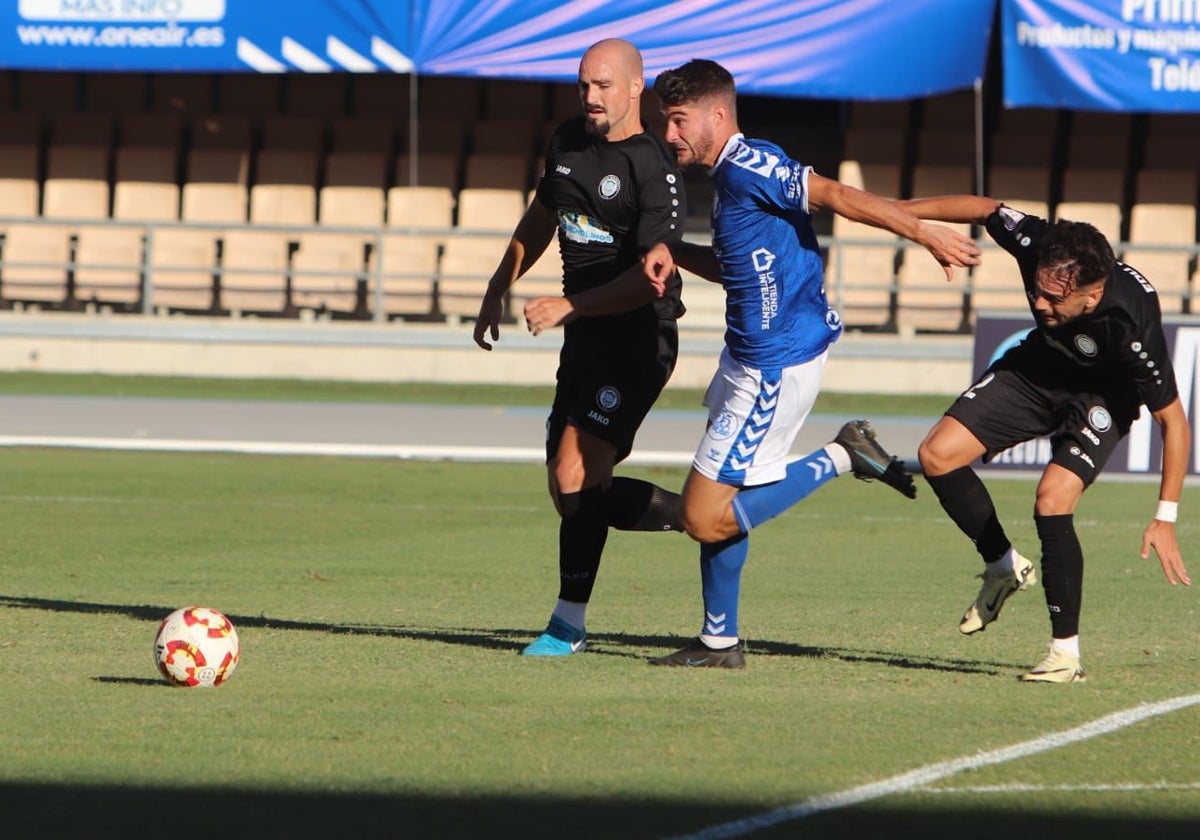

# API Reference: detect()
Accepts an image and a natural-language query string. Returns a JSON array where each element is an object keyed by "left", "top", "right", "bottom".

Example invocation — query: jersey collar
[{"left": 710, "top": 132, "right": 744, "bottom": 175}]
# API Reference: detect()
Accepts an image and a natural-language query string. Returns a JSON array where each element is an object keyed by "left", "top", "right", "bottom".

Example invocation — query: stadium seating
[
  {"left": 394, "top": 152, "right": 458, "bottom": 190},
  {"left": 437, "top": 235, "right": 508, "bottom": 320},
  {"left": 150, "top": 73, "right": 214, "bottom": 115},
  {"left": 147, "top": 229, "right": 218, "bottom": 312},
  {"left": 190, "top": 113, "right": 252, "bottom": 150},
  {"left": 463, "top": 153, "right": 530, "bottom": 191},
  {"left": 1122, "top": 168, "right": 1199, "bottom": 313},
  {"left": 0, "top": 67, "right": 1196, "bottom": 334},
  {"left": 330, "top": 117, "right": 397, "bottom": 154},
  {"left": 218, "top": 73, "right": 284, "bottom": 117},
  {"left": 506, "top": 235, "right": 563, "bottom": 314},
  {"left": 218, "top": 229, "right": 290, "bottom": 314},
  {"left": 373, "top": 233, "right": 440, "bottom": 318},
  {"left": 387, "top": 185, "right": 455, "bottom": 231},
  {"left": 470, "top": 118, "right": 537, "bottom": 156},
  {"left": 83, "top": 72, "right": 150, "bottom": 113},
  {"left": 74, "top": 146, "right": 180, "bottom": 307},
  {"left": 350, "top": 73, "right": 411, "bottom": 120},
  {"left": 456, "top": 188, "right": 526, "bottom": 231},
  {"left": 1056, "top": 167, "right": 1123, "bottom": 244},
  {"left": 827, "top": 158, "right": 902, "bottom": 329},
  {"left": 896, "top": 165, "right": 974, "bottom": 332},
  {"left": 291, "top": 151, "right": 387, "bottom": 315}
]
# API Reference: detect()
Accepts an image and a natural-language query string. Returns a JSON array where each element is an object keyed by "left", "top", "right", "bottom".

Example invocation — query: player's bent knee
[
  {"left": 917, "top": 438, "right": 953, "bottom": 476},
  {"left": 681, "top": 507, "right": 738, "bottom": 543}
]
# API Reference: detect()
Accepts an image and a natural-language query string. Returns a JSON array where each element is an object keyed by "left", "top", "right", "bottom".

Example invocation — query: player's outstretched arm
[
  {"left": 808, "top": 174, "right": 981, "bottom": 281},
  {"left": 897, "top": 195, "right": 1002, "bottom": 224},
  {"left": 473, "top": 200, "right": 558, "bottom": 350},
  {"left": 1141, "top": 396, "right": 1192, "bottom": 586}
]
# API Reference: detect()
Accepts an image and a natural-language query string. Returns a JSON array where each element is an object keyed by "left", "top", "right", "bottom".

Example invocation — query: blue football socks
[
  {"left": 699, "top": 533, "right": 750, "bottom": 646},
  {"left": 731, "top": 446, "right": 842, "bottom": 532}
]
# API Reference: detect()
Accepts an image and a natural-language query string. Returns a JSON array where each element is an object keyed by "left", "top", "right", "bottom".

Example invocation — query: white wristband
[{"left": 1155, "top": 500, "right": 1178, "bottom": 523}]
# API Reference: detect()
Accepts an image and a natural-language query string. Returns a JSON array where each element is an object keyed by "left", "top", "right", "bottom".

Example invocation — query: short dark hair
[
  {"left": 653, "top": 59, "right": 735, "bottom": 107},
  {"left": 1037, "top": 219, "right": 1115, "bottom": 288}
]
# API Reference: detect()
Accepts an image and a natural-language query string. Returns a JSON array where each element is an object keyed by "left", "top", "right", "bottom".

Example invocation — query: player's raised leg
[{"left": 920, "top": 412, "right": 1036, "bottom": 635}]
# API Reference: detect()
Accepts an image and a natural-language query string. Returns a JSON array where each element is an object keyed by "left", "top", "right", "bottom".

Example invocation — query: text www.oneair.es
[{"left": 16, "top": 22, "right": 224, "bottom": 47}]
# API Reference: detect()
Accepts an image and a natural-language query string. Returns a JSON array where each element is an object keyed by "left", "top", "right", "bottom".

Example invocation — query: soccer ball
[{"left": 154, "top": 606, "right": 240, "bottom": 688}]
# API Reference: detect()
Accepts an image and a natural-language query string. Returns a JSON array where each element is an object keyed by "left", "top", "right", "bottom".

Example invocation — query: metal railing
[{"left": 2, "top": 216, "right": 1198, "bottom": 333}]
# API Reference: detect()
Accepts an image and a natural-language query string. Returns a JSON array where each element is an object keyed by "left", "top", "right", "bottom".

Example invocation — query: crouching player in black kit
[
  {"left": 473, "top": 39, "right": 687, "bottom": 656},
  {"left": 904, "top": 195, "right": 1191, "bottom": 683}
]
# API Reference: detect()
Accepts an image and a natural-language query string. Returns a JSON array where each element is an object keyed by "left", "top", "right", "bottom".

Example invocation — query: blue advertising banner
[
  {"left": 0, "top": 0, "right": 413, "bottom": 72},
  {"left": 1002, "top": 0, "right": 1200, "bottom": 111},
  {"left": 411, "top": 0, "right": 995, "bottom": 99},
  {"left": 0, "top": 0, "right": 993, "bottom": 101},
  {"left": 973, "top": 313, "right": 1200, "bottom": 477}
]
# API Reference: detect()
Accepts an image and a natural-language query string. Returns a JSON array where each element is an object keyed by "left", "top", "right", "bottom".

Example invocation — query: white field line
[
  {"left": 920, "top": 782, "right": 1200, "bottom": 794},
  {"left": 0, "top": 435, "right": 693, "bottom": 465},
  {"left": 669, "top": 693, "right": 1200, "bottom": 840}
]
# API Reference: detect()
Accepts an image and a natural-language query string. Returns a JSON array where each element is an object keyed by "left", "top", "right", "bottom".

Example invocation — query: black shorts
[
  {"left": 947, "top": 358, "right": 1140, "bottom": 486},
  {"left": 546, "top": 311, "right": 679, "bottom": 464}
]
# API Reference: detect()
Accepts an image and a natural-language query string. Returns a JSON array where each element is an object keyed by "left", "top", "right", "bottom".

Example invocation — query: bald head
[
  {"left": 583, "top": 38, "right": 643, "bottom": 78},
  {"left": 578, "top": 38, "right": 645, "bottom": 141}
]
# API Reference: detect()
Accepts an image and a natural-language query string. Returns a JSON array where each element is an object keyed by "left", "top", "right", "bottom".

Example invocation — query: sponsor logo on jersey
[
  {"left": 596, "top": 386, "right": 622, "bottom": 412},
  {"left": 559, "top": 211, "right": 614, "bottom": 245},
  {"left": 751, "top": 248, "right": 775, "bottom": 273},
  {"left": 1074, "top": 334, "right": 1098, "bottom": 357},
  {"left": 586, "top": 410, "right": 610, "bottom": 426},
  {"left": 825, "top": 309, "right": 842, "bottom": 331},
  {"left": 555, "top": 164, "right": 571, "bottom": 175},
  {"left": 1088, "top": 406, "right": 1112, "bottom": 432},
  {"left": 598, "top": 174, "right": 621, "bottom": 199},
  {"left": 1081, "top": 426, "right": 1101, "bottom": 445},
  {"left": 728, "top": 141, "right": 779, "bottom": 176},
  {"left": 753, "top": 248, "right": 778, "bottom": 331}
]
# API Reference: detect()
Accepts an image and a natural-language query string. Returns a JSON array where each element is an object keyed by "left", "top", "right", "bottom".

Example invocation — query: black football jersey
[
  {"left": 536, "top": 116, "right": 685, "bottom": 318},
  {"left": 986, "top": 206, "right": 1178, "bottom": 412}
]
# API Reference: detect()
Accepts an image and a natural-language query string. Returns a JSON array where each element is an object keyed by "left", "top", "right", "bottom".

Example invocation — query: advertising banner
[
  {"left": 0, "top": 0, "right": 413, "bottom": 72},
  {"left": 973, "top": 313, "right": 1200, "bottom": 476},
  {"left": 412, "top": 0, "right": 995, "bottom": 99},
  {"left": 0, "top": 0, "right": 992, "bottom": 101},
  {"left": 1002, "top": 0, "right": 1200, "bottom": 111}
]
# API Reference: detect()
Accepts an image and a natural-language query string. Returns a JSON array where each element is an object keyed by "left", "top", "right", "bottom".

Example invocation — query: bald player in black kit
[{"left": 473, "top": 38, "right": 687, "bottom": 657}]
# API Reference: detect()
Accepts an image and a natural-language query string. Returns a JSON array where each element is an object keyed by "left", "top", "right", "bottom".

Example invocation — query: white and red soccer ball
[{"left": 154, "top": 606, "right": 240, "bottom": 688}]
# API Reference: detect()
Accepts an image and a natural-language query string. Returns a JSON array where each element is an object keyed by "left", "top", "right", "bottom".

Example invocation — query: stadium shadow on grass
[
  {"left": 1, "top": 594, "right": 1009, "bottom": 675},
  {"left": 2, "top": 782, "right": 1198, "bottom": 840}
]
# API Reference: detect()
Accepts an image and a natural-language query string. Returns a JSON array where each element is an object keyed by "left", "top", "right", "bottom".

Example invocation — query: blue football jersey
[{"left": 710, "top": 134, "right": 842, "bottom": 368}]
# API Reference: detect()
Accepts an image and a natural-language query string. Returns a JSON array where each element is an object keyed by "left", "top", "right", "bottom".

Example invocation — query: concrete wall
[{"left": 0, "top": 313, "right": 973, "bottom": 395}]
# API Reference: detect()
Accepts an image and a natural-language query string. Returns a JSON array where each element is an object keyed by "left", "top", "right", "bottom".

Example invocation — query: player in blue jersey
[{"left": 640, "top": 59, "right": 982, "bottom": 667}]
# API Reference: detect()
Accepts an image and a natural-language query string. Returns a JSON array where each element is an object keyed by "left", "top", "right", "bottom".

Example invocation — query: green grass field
[{"left": 1, "top": 447, "right": 1196, "bottom": 839}]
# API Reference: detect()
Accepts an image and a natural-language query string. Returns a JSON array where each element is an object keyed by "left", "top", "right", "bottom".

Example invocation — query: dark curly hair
[
  {"left": 653, "top": 59, "right": 736, "bottom": 107},
  {"left": 1037, "top": 220, "right": 1115, "bottom": 288}
]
